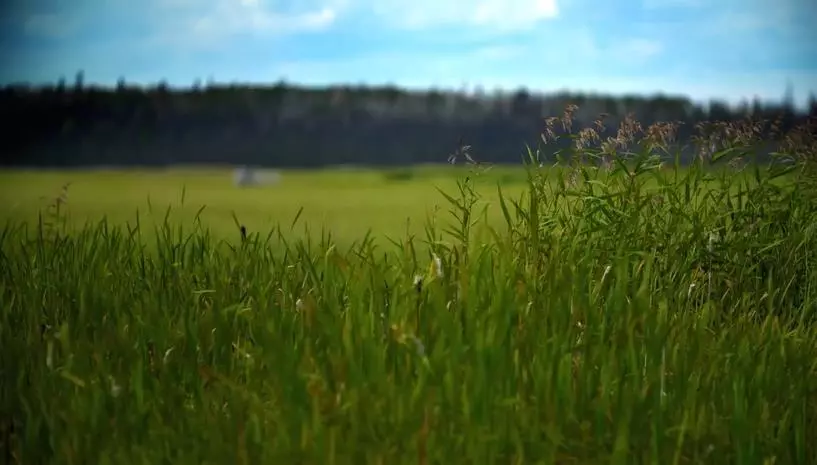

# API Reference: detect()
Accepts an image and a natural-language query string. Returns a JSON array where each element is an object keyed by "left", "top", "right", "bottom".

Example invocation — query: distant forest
[{"left": 2, "top": 72, "right": 815, "bottom": 168}]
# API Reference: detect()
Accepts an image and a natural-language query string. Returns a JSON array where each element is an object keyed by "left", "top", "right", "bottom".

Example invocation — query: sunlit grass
[{"left": 0, "top": 165, "right": 530, "bottom": 246}]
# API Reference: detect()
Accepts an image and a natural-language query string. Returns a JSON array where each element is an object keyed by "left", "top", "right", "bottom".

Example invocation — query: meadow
[
  {"left": 0, "top": 165, "right": 530, "bottom": 246},
  {"left": 2, "top": 116, "right": 817, "bottom": 464}
]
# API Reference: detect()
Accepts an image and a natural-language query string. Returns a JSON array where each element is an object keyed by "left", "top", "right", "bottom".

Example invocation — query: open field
[
  {"left": 0, "top": 163, "right": 777, "bottom": 246},
  {"left": 2, "top": 150, "right": 817, "bottom": 464},
  {"left": 0, "top": 165, "right": 531, "bottom": 246}
]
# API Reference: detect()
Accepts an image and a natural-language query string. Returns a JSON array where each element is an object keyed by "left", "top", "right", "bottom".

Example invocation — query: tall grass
[{"left": 2, "top": 112, "right": 816, "bottom": 464}]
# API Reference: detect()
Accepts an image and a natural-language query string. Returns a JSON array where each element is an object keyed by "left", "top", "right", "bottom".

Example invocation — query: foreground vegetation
[{"left": 2, "top": 113, "right": 817, "bottom": 464}]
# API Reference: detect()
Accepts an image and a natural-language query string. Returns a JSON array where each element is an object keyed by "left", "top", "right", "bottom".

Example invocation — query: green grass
[
  {"left": 2, "top": 150, "right": 817, "bottom": 464},
  {"left": 0, "top": 165, "right": 529, "bottom": 246}
]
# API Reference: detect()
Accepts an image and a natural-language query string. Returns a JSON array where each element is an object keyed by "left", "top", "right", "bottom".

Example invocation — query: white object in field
[{"left": 234, "top": 166, "right": 282, "bottom": 187}]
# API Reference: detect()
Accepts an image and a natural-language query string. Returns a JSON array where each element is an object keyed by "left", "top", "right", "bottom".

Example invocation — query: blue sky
[{"left": 1, "top": 0, "right": 816, "bottom": 108}]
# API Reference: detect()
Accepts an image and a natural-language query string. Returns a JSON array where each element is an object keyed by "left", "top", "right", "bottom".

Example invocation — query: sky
[{"left": 1, "top": 0, "right": 816, "bottom": 109}]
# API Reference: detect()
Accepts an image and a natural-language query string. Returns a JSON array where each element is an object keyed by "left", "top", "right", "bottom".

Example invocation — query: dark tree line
[{"left": 2, "top": 73, "right": 815, "bottom": 168}]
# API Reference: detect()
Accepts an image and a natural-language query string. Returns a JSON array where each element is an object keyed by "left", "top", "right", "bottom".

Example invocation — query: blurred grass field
[{"left": 0, "top": 165, "right": 530, "bottom": 245}]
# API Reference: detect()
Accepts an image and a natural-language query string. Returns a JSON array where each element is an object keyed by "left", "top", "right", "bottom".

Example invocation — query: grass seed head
[
  {"left": 561, "top": 104, "right": 579, "bottom": 133},
  {"left": 542, "top": 116, "right": 560, "bottom": 144},
  {"left": 614, "top": 113, "right": 643, "bottom": 151},
  {"left": 593, "top": 113, "right": 609, "bottom": 132},
  {"left": 575, "top": 127, "right": 600, "bottom": 151},
  {"left": 642, "top": 121, "right": 681, "bottom": 153}
]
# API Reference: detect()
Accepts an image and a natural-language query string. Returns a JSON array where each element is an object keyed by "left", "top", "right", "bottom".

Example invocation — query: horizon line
[{"left": 3, "top": 74, "right": 812, "bottom": 112}]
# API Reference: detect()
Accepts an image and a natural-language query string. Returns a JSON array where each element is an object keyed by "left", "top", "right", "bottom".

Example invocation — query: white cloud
[
  {"left": 190, "top": 5, "right": 335, "bottom": 37},
  {"left": 154, "top": 0, "right": 339, "bottom": 44},
  {"left": 369, "top": 0, "right": 558, "bottom": 30}
]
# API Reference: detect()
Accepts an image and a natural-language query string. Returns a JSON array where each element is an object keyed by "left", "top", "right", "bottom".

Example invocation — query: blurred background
[{"left": 0, "top": 0, "right": 815, "bottom": 240}]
